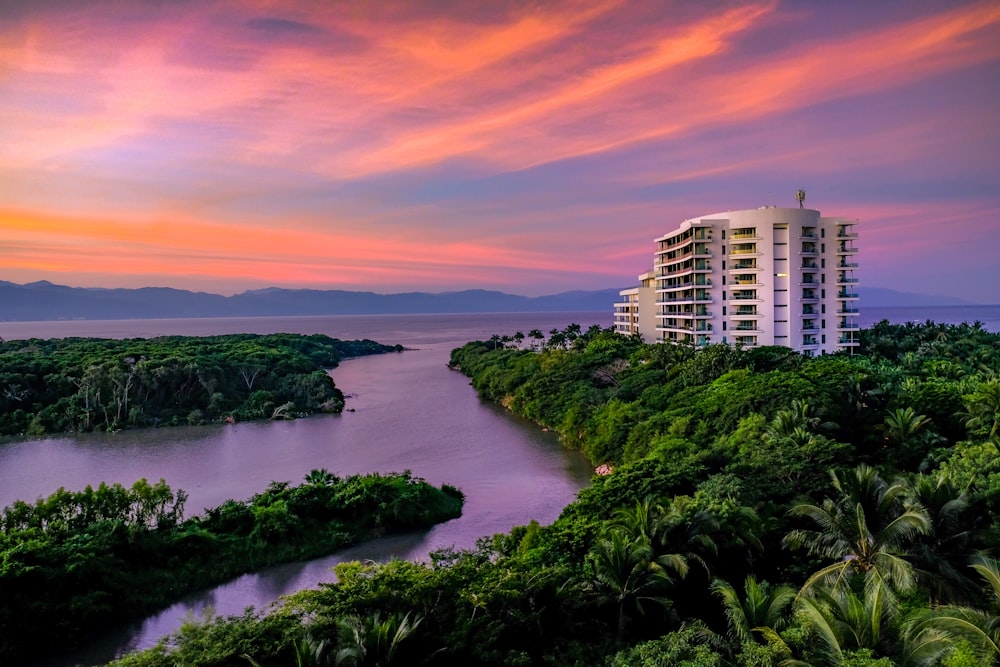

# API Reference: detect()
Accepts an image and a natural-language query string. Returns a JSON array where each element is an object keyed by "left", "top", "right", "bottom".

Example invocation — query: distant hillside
[
  {"left": 0, "top": 281, "right": 622, "bottom": 321},
  {"left": 0, "top": 280, "right": 979, "bottom": 322}
]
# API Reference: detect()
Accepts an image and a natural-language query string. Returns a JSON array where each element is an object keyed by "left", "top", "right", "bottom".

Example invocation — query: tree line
[
  {"left": 0, "top": 333, "right": 403, "bottom": 435},
  {"left": 0, "top": 471, "right": 463, "bottom": 663},
  {"left": 53, "top": 320, "right": 1000, "bottom": 665}
]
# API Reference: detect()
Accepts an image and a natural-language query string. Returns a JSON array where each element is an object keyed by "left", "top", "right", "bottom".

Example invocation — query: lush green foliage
[
  {"left": 0, "top": 333, "right": 403, "bottom": 435},
  {"left": 0, "top": 471, "right": 463, "bottom": 663},
  {"left": 101, "top": 320, "right": 1000, "bottom": 666}
]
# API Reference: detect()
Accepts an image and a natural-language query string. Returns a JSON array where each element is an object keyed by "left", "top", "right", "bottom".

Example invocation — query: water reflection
[{"left": 6, "top": 314, "right": 601, "bottom": 666}]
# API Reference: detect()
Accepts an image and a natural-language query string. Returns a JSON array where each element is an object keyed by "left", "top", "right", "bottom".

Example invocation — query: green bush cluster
[
  {"left": 0, "top": 471, "right": 463, "bottom": 663},
  {"left": 0, "top": 333, "right": 403, "bottom": 435}
]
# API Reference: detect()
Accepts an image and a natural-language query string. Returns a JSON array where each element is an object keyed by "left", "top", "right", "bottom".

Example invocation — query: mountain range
[{"left": 0, "top": 281, "right": 979, "bottom": 322}]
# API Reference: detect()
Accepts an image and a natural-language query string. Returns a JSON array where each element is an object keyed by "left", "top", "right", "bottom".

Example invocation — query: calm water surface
[
  {"left": 1, "top": 306, "right": 996, "bottom": 664},
  {"left": 0, "top": 313, "right": 605, "bottom": 666}
]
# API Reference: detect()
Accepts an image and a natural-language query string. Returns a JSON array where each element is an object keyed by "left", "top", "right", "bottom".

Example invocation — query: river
[
  {"left": 0, "top": 312, "right": 605, "bottom": 666},
  {"left": 2, "top": 305, "right": 997, "bottom": 665}
]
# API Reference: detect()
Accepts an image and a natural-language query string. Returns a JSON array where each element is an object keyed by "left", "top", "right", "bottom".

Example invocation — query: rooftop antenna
[{"left": 795, "top": 189, "right": 806, "bottom": 209}]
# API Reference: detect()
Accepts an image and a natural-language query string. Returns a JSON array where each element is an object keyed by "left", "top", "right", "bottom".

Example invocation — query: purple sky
[{"left": 1, "top": 0, "right": 998, "bottom": 301}]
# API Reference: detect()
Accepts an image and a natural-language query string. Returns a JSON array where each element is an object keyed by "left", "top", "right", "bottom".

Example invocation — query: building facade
[
  {"left": 617, "top": 206, "right": 859, "bottom": 355},
  {"left": 613, "top": 271, "right": 657, "bottom": 341}
]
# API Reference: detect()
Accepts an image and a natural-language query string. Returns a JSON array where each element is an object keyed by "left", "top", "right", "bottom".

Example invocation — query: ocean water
[{"left": 859, "top": 304, "right": 1000, "bottom": 333}]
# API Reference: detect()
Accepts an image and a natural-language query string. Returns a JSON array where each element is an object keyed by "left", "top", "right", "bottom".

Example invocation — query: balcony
[
  {"left": 802, "top": 261, "right": 818, "bottom": 269},
  {"left": 837, "top": 230, "right": 859, "bottom": 239},
  {"left": 802, "top": 307, "right": 817, "bottom": 315},
  {"left": 659, "top": 295, "right": 712, "bottom": 304},
  {"left": 663, "top": 277, "right": 713, "bottom": 290},
  {"left": 838, "top": 336, "right": 860, "bottom": 346},
  {"left": 837, "top": 290, "right": 860, "bottom": 299},
  {"left": 801, "top": 244, "right": 819, "bottom": 255},
  {"left": 802, "top": 292, "right": 819, "bottom": 302},
  {"left": 656, "top": 262, "right": 694, "bottom": 278},
  {"left": 838, "top": 320, "right": 860, "bottom": 330},
  {"left": 838, "top": 306, "right": 860, "bottom": 314},
  {"left": 837, "top": 261, "right": 859, "bottom": 268},
  {"left": 836, "top": 244, "right": 859, "bottom": 255},
  {"left": 799, "top": 278, "right": 819, "bottom": 286},
  {"left": 729, "top": 263, "right": 760, "bottom": 272},
  {"left": 837, "top": 277, "right": 860, "bottom": 285},
  {"left": 730, "top": 233, "right": 761, "bottom": 241}
]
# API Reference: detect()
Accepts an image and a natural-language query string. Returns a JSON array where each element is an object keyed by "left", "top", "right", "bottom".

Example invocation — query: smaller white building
[{"left": 613, "top": 271, "right": 657, "bottom": 341}]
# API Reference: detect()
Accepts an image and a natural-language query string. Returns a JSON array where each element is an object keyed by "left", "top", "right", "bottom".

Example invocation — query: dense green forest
[
  {"left": 0, "top": 471, "right": 463, "bottom": 663},
  {"left": 0, "top": 333, "right": 403, "bottom": 435},
  {"left": 67, "top": 321, "right": 1000, "bottom": 665}
]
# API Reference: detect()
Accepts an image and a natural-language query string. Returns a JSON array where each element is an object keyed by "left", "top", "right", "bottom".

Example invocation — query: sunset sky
[{"left": 2, "top": 1, "right": 999, "bottom": 302}]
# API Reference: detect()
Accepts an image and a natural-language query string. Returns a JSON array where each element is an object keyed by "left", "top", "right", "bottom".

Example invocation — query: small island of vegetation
[
  {"left": 0, "top": 470, "right": 464, "bottom": 663},
  {"left": 0, "top": 333, "right": 403, "bottom": 436}
]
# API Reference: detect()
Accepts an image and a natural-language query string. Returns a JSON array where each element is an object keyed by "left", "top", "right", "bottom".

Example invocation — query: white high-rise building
[{"left": 617, "top": 205, "right": 859, "bottom": 355}]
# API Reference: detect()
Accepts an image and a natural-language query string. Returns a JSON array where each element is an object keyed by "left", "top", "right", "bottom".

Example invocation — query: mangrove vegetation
[
  {"left": 0, "top": 333, "right": 403, "bottom": 436},
  {"left": 8, "top": 319, "right": 1000, "bottom": 665},
  {"left": 0, "top": 471, "right": 463, "bottom": 663}
]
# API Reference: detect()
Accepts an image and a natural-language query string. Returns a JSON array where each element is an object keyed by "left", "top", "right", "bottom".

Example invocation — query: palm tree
[
  {"left": 963, "top": 379, "right": 1000, "bottom": 438},
  {"left": 712, "top": 575, "right": 795, "bottom": 646},
  {"left": 656, "top": 498, "right": 722, "bottom": 580},
  {"left": 904, "top": 556, "right": 1000, "bottom": 663},
  {"left": 584, "top": 526, "right": 683, "bottom": 638},
  {"left": 881, "top": 407, "right": 932, "bottom": 446},
  {"left": 783, "top": 464, "right": 932, "bottom": 600},
  {"left": 908, "top": 473, "right": 979, "bottom": 604},
  {"left": 244, "top": 632, "right": 330, "bottom": 667},
  {"left": 304, "top": 469, "right": 338, "bottom": 487},
  {"left": 880, "top": 407, "right": 940, "bottom": 470},
  {"left": 528, "top": 329, "right": 544, "bottom": 350},
  {"left": 335, "top": 611, "right": 423, "bottom": 667},
  {"left": 792, "top": 581, "right": 895, "bottom": 666}
]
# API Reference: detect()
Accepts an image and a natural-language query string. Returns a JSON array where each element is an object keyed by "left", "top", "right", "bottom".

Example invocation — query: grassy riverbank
[{"left": 0, "top": 471, "right": 463, "bottom": 663}]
